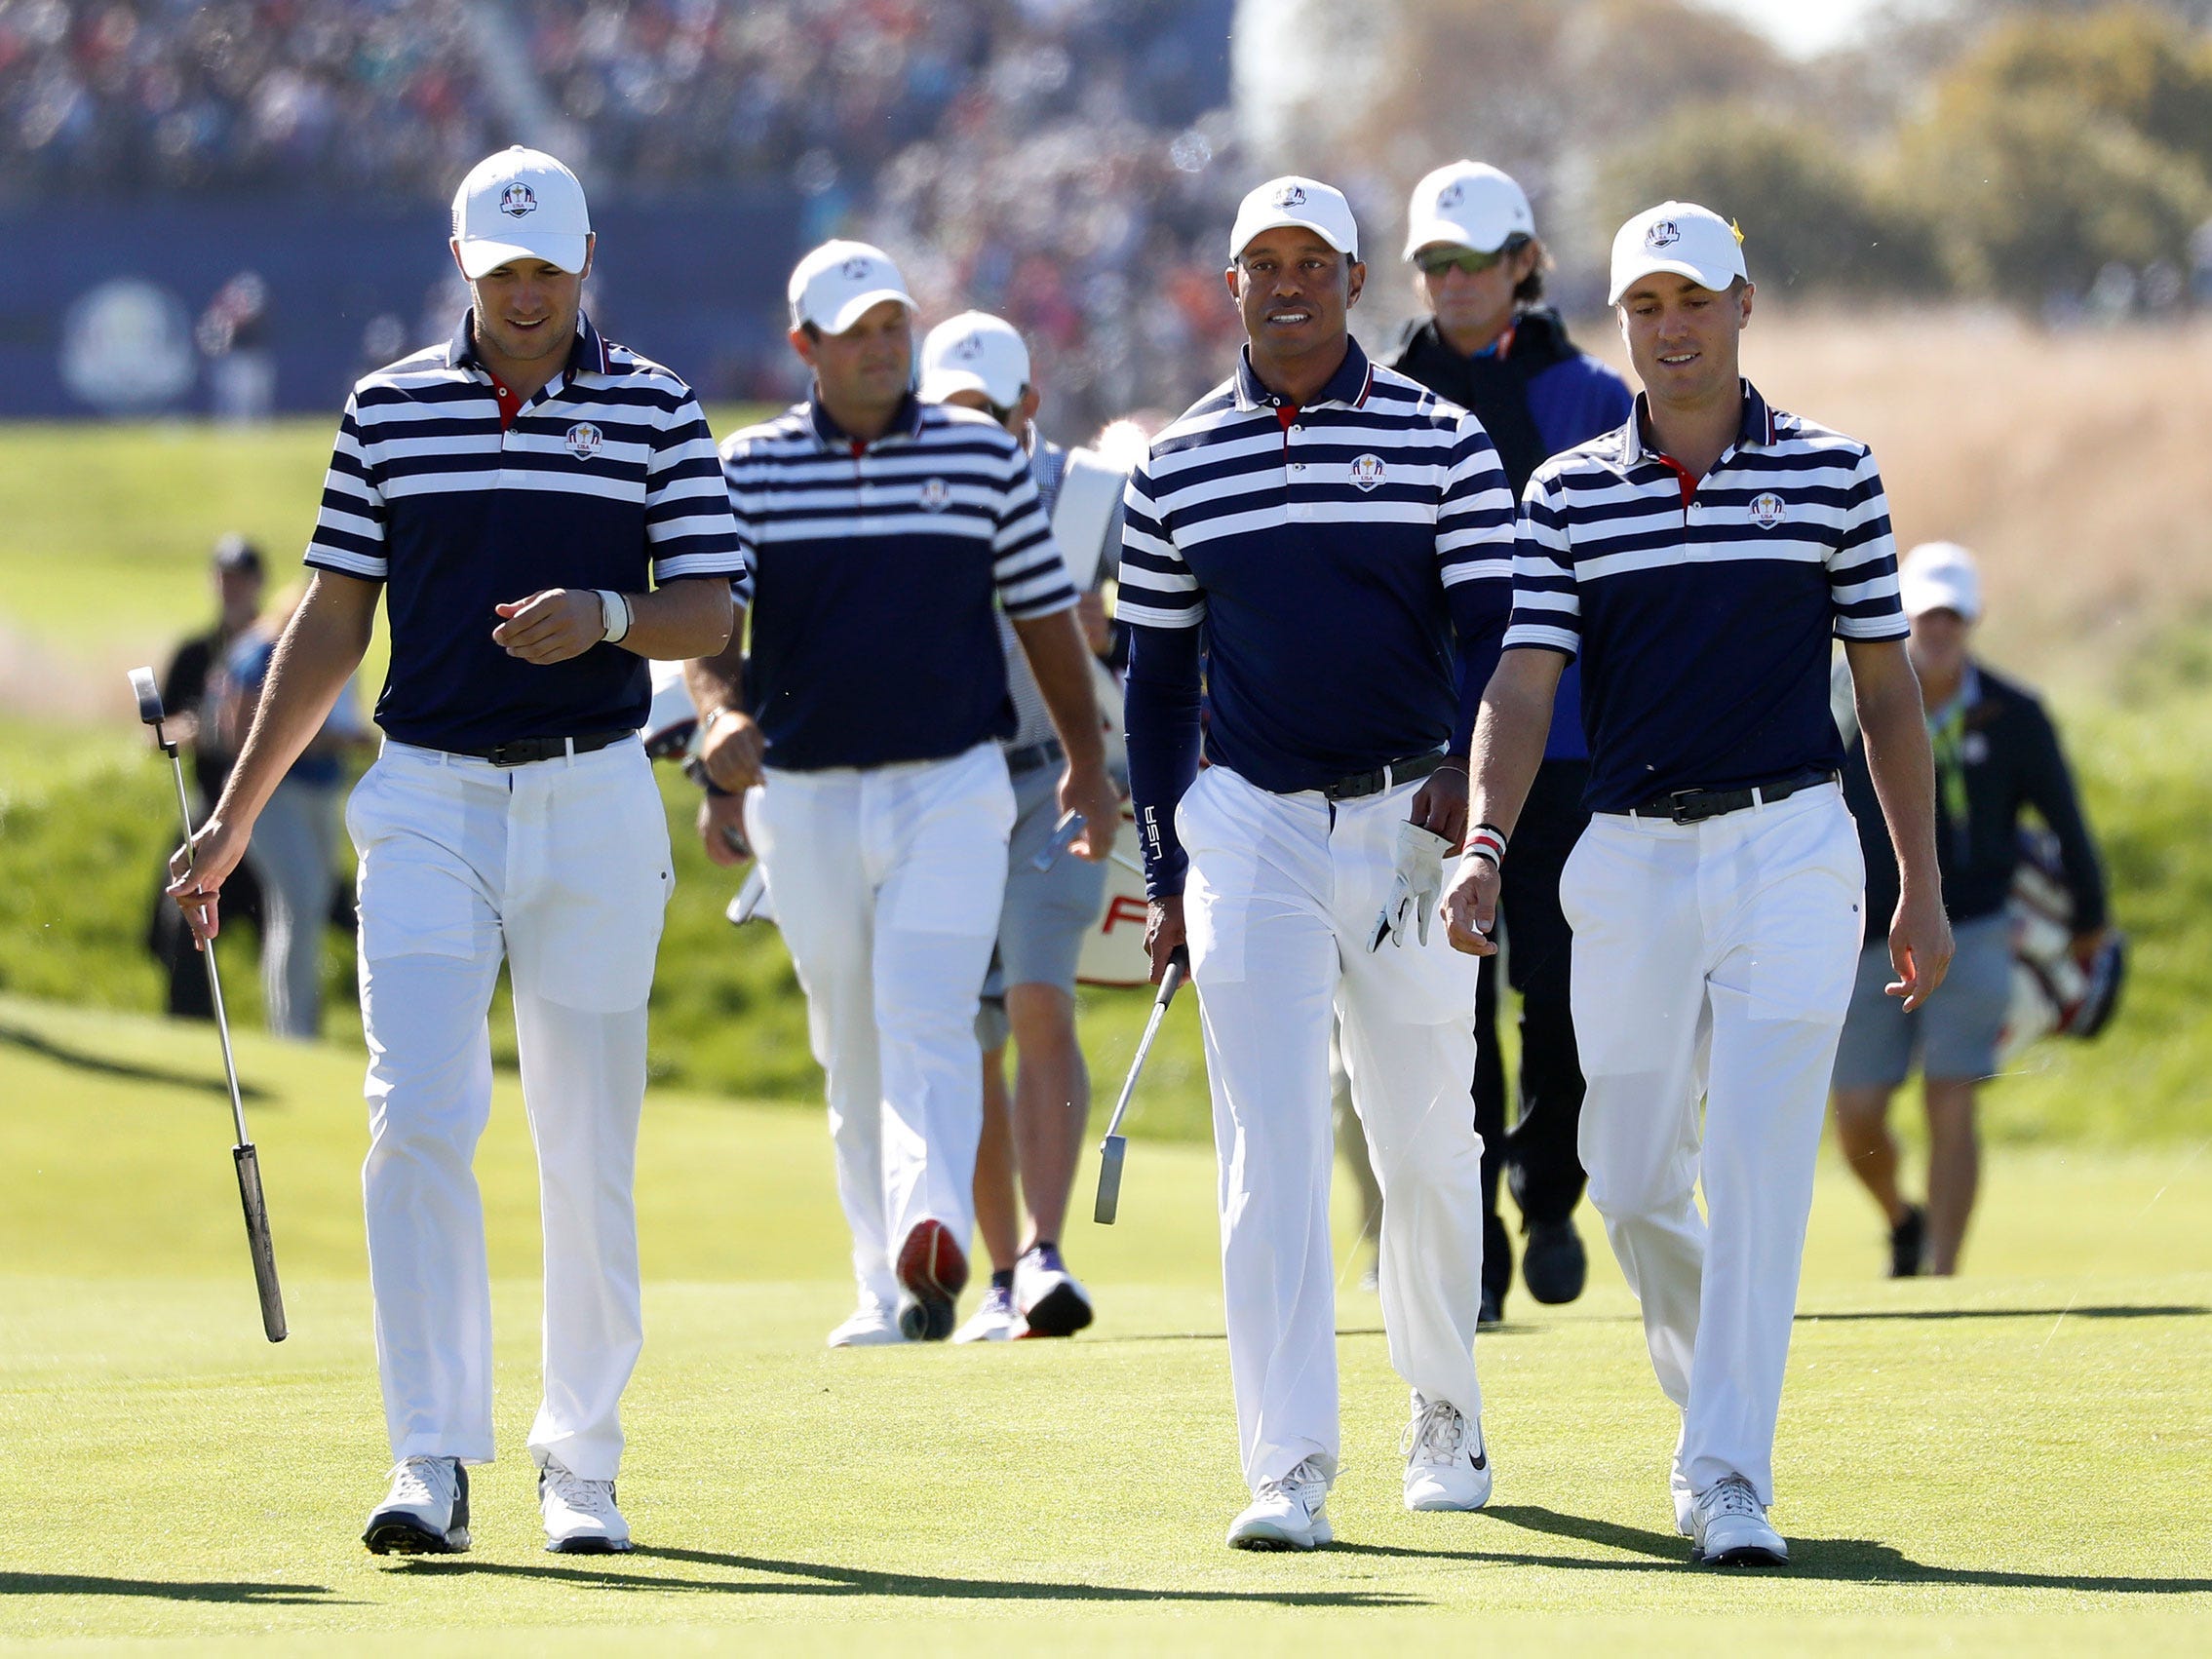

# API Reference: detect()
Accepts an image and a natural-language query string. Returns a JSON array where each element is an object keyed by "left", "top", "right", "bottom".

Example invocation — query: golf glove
[{"left": 1371, "top": 821, "right": 1453, "bottom": 951}]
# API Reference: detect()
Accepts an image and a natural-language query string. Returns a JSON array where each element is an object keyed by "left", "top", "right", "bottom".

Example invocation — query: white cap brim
[
  {"left": 810, "top": 288, "right": 913, "bottom": 335},
  {"left": 1404, "top": 215, "right": 1521, "bottom": 260},
  {"left": 1607, "top": 255, "right": 1739, "bottom": 307},
  {"left": 457, "top": 233, "right": 589, "bottom": 279},
  {"left": 918, "top": 367, "right": 997, "bottom": 405},
  {"left": 1233, "top": 212, "right": 1357, "bottom": 260}
]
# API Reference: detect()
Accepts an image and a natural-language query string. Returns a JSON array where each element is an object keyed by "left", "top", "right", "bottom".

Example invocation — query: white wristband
[{"left": 596, "top": 589, "right": 632, "bottom": 645}]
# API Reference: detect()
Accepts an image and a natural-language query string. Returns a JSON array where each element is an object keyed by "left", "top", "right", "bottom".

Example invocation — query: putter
[
  {"left": 1093, "top": 944, "right": 1188, "bottom": 1225},
  {"left": 131, "top": 667, "right": 288, "bottom": 1343}
]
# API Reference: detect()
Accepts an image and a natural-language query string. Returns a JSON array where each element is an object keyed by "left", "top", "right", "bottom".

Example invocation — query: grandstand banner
[{"left": 0, "top": 191, "right": 798, "bottom": 419}]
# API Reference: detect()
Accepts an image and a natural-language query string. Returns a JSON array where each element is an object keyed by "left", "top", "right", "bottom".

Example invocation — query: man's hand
[
  {"left": 492, "top": 589, "right": 608, "bottom": 665},
  {"left": 697, "top": 793, "right": 751, "bottom": 868},
  {"left": 1145, "top": 895, "right": 1186, "bottom": 984},
  {"left": 699, "top": 707, "right": 767, "bottom": 794},
  {"left": 1886, "top": 885, "right": 1954, "bottom": 1012},
  {"left": 1060, "top": 761, "right": 1120, "bottom": 862},
  {"left": 1409, "top": 763, "right": 1468, "bottom": 851},
  {"left": 166, "top": 816, "right": 252, "bottom": 945},
  {"left": 1440, "top": 854, "right": 1501, "bottom": 957}
]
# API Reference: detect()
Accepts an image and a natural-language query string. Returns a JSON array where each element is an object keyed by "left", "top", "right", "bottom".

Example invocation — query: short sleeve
[
  {"left": 646, "top": 391, "right": 749, "bottom": 589},
  {"left": 1501, "top": 472, "right": 1580, "bottom": 658},
  {"left": 1828, "top": 448, "right": 1907, "bottom": 641},
  {"left": 301, "top": 394, "right": 388, "bottom": 581},
  {"left": 1109, "top": 459, "right": 1203, "bottom": 629}
]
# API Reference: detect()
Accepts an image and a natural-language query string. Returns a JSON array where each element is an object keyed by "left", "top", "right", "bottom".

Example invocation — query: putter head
[
  {"left": 129, "top": 666, "right": 166, "bottom": 726},
  {"left": 1093, "top": 1133, "right": 1127, "bottom": 1225}
]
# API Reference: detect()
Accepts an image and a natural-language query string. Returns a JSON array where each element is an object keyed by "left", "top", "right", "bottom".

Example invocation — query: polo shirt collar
[
  {"left": 1232, "top": 337, "right": 1374, "bottom": 413},
  {"left": 446, "top": 310, "right": 611, "bottom": 380},
  {"left": 1619, "top": 378, "right": 1775, "bottom": 467},
  {"left": 807, "top": 389, "right": 925, "bottom": 450}
]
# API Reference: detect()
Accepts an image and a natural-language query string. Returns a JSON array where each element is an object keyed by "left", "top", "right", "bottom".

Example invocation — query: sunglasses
[{"left": 1415, "top": 245, "right": 1512, "bottom": 278}]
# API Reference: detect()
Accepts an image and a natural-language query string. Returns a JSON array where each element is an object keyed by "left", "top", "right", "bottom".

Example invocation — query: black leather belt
[
  {"left": 1627, "top": 768, "right": 1838, "bottom": 825},
  {"left": 1320, "top": 751, "right": 1447, "bottom": 802},
  {"left": 447, "top": 729, "right": 636, "bottom": 768},
  {"left": 1004, "top": 737, "right": 1065, "bottom": 777}
]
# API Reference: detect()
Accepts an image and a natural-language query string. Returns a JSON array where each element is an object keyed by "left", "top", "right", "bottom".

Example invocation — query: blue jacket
[{"left": 1389, "top": 310, "right": 1632, "bottom": 759}]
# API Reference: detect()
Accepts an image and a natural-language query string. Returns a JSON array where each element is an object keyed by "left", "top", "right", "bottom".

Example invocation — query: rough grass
[{"left": 0, "top": 994, "right": 2206, "bottom": 1651}]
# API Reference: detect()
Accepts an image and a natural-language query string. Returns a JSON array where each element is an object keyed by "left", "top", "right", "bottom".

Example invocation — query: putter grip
[
  {"left": 234, "top": 1143, "right": 288, "bottom": 1343},
  {"left": 1154, "top": 945, "right": 1189, "bottom": 1007}
]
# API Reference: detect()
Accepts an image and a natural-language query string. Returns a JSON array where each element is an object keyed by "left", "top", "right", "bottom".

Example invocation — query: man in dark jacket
[
  {"left": 1382, "top": 160, "right": 1632, "bottom": 1321},
  {"left": 1831, "top": 542, "right": 2109, "bottom": 1276}
]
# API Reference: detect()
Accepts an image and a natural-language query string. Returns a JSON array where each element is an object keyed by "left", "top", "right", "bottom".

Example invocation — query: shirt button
[{"left": 1292, "top": 463, "right": 1304, "bottom": 472}]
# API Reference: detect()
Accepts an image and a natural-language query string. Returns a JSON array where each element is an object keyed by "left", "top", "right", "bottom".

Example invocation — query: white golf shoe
[
  {"left": 362, "top": 1455, "right": 471, "bottom": 1556},
  {"left": 1226, "top": 1456, "right": 1335, "bottom": 1551},
  {"left": 1690, "top": 1473, "right": 1788, "bottom": 1567},
  {"left": 1012, "top": 1244, "right": 1094, "bottom": 1338},
  {"left": 538, "top": 1455, "right": 633, "bottom": 1555},
  {"left": 952, "top": 1283, "right": 1026, "bottom": 1343},
  {"left": 827, "top": 1302, "right": 906, "bottom": 1348},
  {"left": 1402, "top": 1392, "right": 1493, "bottom": 1512}
]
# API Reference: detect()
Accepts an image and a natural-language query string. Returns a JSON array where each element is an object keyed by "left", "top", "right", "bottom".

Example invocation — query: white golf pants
[
  {"left": 346, "top": 738, "right": 672, "bottom": 1480},
  {"left": 746, "top": 743, "right": 1014, "bottom": 1313},
  {"left": 1561, "top": 782, "right": 1863, "bottom": 1506},
  {"left": 1180, "top": 764, "right": 1487, "bottom": 1493}
]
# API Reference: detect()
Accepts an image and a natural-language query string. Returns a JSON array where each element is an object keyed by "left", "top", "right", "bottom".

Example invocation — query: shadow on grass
[
  {"left": 395, "top": 1545, "right": 1411, "bottom": 1607},
  {"left": 0, "top": 1022, "right": 272, "bottom": 1101},
  {"left": 1090, "top": 1303, "right": 2206, "bottom": 1346},
  {"left": 1797, "top": 1305, "right": 2206, "bottom": 1323},
  {"left": 1335, "top": 1505, "right": 2212, "bottom": 1594},
  {"left": 0, "top": 1572, "right": 344, "bottom": 1605}
]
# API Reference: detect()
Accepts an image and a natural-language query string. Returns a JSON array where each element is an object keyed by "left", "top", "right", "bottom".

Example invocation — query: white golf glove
[{"left": 1371, "top": 820, "right": 1453, "bottom": 951}]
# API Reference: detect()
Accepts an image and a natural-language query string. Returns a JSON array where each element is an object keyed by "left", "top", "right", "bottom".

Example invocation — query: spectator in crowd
[
  {"left": 214, "top": 582, "right": 371, "bottom": 1038},
  {"left": 1378, "top": 160, "right": 1633, "bottom": 1325},
  {"left": 1830, "top": 542, "right": 2110, "bottom": 1277},
  {"left": 912, "top": 311, "right": 1125, "bottom": 1344},
  {"left": 148, "top": 533, "right": 265, "bottom": 1019}
]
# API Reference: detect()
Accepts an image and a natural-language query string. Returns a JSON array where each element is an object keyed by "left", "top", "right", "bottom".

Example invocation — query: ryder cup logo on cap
[
  {"left": 451, "top": 146, "right": 590, "bottom": 278},
  {"left": 1229, "top": 174, "right": 1359, "bottom": 260},
  {"left": 1402, "top": 161, "right": 1535, "bottom": 260},
  {"left": 789, "top": 239, "right": 914, "bottom": 334},
  {"left": 919, "top": 311, "right": 1030, "bottom": 408},
  {"left": 1609, "top": 201, "right": 1747, "bottom": 305}
]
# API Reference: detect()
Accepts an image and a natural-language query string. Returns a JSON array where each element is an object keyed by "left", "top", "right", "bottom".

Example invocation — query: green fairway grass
[{"left": 1, "top": 994, "right": 2206, "bottom": 1652}]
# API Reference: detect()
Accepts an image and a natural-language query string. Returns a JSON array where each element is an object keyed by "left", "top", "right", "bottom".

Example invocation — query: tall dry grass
[{"left": 1575, "top": 306, "right": 2212, "bottom": 689}]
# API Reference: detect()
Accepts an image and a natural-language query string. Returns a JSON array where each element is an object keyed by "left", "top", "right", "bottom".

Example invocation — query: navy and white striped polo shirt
[
  {"left": 720, "top": 395, "right": 1077, "bottom": 771},
  {"left": 1119, "top": 339, "right": 1515, "bottom": 784},
  {"left": 1505, "top": 381, "right": 1908, "bottom": 814},
  {"left": 304, "top": 312, "right": 743, "bottom": 752}
]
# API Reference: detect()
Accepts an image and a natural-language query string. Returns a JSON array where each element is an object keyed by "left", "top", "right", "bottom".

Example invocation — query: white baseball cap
[
  {"left": 1608, "top": 201, "right": 1747, "bottom": 305},
  {"left": 1403, "top": 161, "right": 1535, "bottom": 260},
  {"left": 918, "top": 312, "right": 1030, "bottom": 407},
  {"left": 1899, "top": 541, "right": 1983, "bottom": 621},
  {"left": 450, "top": 146, "right": 591, "bottom": 279},
  {"left": 788, "top": 240, "right": 913, "bottom": 335},
  {"left": 1229, "top": 175, "right": 1360, "bottom": 262}
]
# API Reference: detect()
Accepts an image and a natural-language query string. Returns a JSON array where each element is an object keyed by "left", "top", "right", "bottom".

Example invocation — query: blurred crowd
[
  {"left": 0, "top": 0, "right": 492, "bottom": 195},
  {"left": 3, "top": 0, "right": 1244, "bottom": 423}
]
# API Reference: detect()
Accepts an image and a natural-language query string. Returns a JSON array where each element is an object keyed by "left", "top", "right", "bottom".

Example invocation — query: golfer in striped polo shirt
[
  {"left": 686, "top": 243, "right": 1117, "bottom": 1349},
  {"left": 1123, "top": 176, "right": 1515, "bottom": 1551},
  {"left": 1443, "top": 203, "right": 1951, "bottom": 1568}
]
